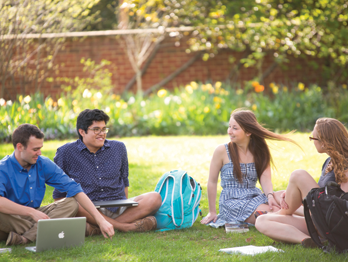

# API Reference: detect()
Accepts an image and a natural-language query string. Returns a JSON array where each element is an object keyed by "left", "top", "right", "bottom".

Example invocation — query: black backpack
[{"left": 303, "top": 181, "right": 348, "bottom": 253}]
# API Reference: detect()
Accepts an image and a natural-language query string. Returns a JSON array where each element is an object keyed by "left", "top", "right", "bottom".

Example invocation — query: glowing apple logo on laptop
[{"left": 58, "top": 231, "right": 65, "bottom": 239}]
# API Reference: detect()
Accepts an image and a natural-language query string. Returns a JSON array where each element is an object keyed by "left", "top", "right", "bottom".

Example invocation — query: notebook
[
  {"left": 25, "top": 217, "right": 86, "bottom": 252},
  {"left": 92, "top": 199, "right": 138, "bottom": 208}
]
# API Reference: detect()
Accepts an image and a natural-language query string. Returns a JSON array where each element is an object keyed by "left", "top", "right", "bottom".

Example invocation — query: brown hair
[
  {"left": 228, "top": 109, "right": 299, "bottom": 183},
  {"left": 315, "top": 118, "right": 348, "bottom": 184},
  {"left": 12, "top": 124, "right": 44, "bottom": 149}
]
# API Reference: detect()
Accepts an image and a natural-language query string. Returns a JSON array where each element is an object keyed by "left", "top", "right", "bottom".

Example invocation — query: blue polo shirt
[
  {"left": 52, "top": 139, "right": 129, "bottom": 212},
  {"left": 0, "top": 153, "right": 83, "bottom": 208}
]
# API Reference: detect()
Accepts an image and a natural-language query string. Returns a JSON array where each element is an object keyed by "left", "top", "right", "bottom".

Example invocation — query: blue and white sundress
[{"left": 207, "top": 144, "right": 268, "bottom": 228}]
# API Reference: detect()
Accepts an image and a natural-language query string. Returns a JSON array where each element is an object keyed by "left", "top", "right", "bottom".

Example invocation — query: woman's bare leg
[
  {"left": 255, "top": 213, "right": 309, "bottom": 243},
  {"left": 245, "top": 203, "right": 280, "bottom": 224},
  {"left": 274, "top": 190, "right": 304, "bottom": 216},
  {"left": 278, "top": 169, "right": 319, "bottom": 215}
]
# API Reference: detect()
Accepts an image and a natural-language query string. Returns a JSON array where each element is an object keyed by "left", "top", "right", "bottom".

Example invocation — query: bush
[{"left": 1, "top": 60, "right": 347, "bottom": 141}]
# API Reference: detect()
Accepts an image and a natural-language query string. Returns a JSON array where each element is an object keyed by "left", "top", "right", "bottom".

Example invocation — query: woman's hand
[
  {"left": 200, "top": 212, "right": 218, "bottom": 224},
  {"left": 280, "top": 191, "right": 289, "bottom": 209},
  {"left": 267, "top": 196, "right": 280, "bottom": 211}
]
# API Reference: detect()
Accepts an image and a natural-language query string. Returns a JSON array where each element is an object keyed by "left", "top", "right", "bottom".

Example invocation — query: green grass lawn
[{"left": 1, "top": 134, "right": 347, "bottom": 261}]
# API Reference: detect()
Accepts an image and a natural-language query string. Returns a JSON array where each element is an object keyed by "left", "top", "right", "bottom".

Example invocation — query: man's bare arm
[{"left": 0, "top": 196, "right": 49, "bottom": 221}]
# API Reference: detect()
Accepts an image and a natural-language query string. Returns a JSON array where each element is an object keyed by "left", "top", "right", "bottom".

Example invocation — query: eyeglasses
[
  {"left": 87, "top": 127, "right": 109, "bottom": 134},
  {"left": 309, "top": 136, "right": 319, "bottom": 141}
]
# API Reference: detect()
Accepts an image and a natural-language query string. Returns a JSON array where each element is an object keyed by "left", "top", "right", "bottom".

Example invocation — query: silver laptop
[
  {"left": 93, "top": 199, "right": 138, "bottom": 208},
  {"left": 25, "top": 217, "right": 86, "bottom": 252}
]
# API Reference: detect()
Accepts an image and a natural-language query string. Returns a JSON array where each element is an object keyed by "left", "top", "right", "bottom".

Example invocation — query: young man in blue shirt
[
  {"left": 53, "top": 109, "right": 161, "bottom": 232},
  {"left": 0, "top": 124, "right": 114, "bottom": 245}
]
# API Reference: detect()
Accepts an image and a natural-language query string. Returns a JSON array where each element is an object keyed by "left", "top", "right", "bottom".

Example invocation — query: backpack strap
[
  {"left": 170, "top": 170, "right": 187, "bottom": 227},
  {"left": 303, "top": 197, "right": 324, "bottom": 249}
]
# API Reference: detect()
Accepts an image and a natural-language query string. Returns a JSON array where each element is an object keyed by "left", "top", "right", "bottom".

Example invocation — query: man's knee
[
  {"left": 150, "top": 192, "right": 162, "bottom": 209},
  {"left": 57, "top": 197, "right": 79, "bottom": 217}
]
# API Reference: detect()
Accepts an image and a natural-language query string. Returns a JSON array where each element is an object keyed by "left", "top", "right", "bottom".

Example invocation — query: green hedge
[{"left": 1, "top": 79, "right": 347, "bottom": 141}]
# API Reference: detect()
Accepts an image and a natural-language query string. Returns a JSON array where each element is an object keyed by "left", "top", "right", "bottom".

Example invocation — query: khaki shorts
[{"left": 99, "top": 197, "right": 136, "bottom": 219}]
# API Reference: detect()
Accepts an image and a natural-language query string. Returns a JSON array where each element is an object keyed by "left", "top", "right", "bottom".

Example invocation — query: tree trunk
[{"left": 136, "top": 68, "right": 142, "bottom": 96}]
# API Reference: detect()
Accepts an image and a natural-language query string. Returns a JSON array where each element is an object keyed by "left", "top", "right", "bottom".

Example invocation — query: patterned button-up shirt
[{"left": 52, "top": 139, "right": 129, "bottom": 212}]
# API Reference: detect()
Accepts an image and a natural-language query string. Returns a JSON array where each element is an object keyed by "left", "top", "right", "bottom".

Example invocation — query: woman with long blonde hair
[
  {"left": 201, "top": 109, "right": 298, "bottom": 226},
  {"left": 255, "top": 118, "right": 348, "bottom": 246}
]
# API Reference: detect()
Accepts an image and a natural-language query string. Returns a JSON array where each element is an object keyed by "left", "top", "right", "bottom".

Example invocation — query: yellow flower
[
  {"left": 342, "top": 84, "right": 347, "bottom": 89},
  {"left": 37, "top": 104, "right": 41, "bottom": 109},
  {"left": 269, "top": 83, "right": 275, "bottom": 88},
  {"left": 58, "top": 98, "right": 64, "bottom": 106},
  {"left": 116, "top": 102, "right": 121, "bottom": 108},
  {"left": 46, "top": 97, "right": 53, "bottom": 106},
  {"left": 272, "top": 86, "right": 279, "bottom": 94},
  {"left": 283, "top": 86, "right": 288, "bottom": 92},
  {"left": 296, "top": 103, "right": 301, "bottom": 107},
  {"left": 236, "top": 89, "right": 243, "bottom": 95},
  {"left": 73, "top": 106, "right": 80, "bottom": 113},
  {"left": 220, "top": 88, "right": 229, "bottom": 96},
  {"left": 178, "top": 106, "right": 186, "bottom": 114},
  {"left": 201, "top": 84, "right": 208, "bottom": 91},
  {"left": 213, "top": 97, "right": 222, "bottom": 103},
  {"left": 122, "top": 102, "right": 128, "bottom": 109},
  {"left": 53, "top": 102, "right": 57, "bottom": 107},
  {"left": 215, "top": 103, "right": 221, "bottom": 109},
  {"left": 215, "top": 81, "right": 222, "bottom": 89},
  {"left": 252, "top": 104, "right": 257, "bottom": 111},
  {"left": 157, "top": 89, "right": 167, "bottom": 98},
  {"left": 72, "top": 100, "right": 78, "bottom": 106},
  {"left": 154, "top": 110, "right": 162, "bottom": 118},
  {"left": 203, "top": 107, "right": 210, "bottom": 113},
  {"left": 298, "top": 82, "right": 305, "bottom": 91},
  {"left": 17, "top": 107, "right": 22, "bottom": 112},
  {"left": 19, "top": 95, "right": 23, "bottom": 103},
  {"left": 190, "top": 81, "right": 198, "bottom": 90},
  {"left": 185, "top": 85, "right": 193, "bottom": 94},
  {"left": 23, "top": 95, "right": 31, "bottom": 104}
]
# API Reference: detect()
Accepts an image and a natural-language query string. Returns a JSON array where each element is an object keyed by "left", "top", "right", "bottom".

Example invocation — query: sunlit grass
[{"left": 1, "top": 134, "right": 345, "bottom": 261}]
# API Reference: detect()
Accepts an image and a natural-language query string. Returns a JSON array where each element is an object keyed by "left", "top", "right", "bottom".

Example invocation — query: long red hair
[{"left": 316, "top": 118, "right": 348, "bottom": 184}]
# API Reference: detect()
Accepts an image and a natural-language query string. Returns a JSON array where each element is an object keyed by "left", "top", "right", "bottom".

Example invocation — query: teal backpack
[{"left": 154, "top": 170, "right": 202, "bottom": 231}]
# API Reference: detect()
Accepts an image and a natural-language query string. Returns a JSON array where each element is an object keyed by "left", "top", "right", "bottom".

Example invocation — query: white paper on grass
[
  {"left": 219, "top": 245, "right": 283, "bottom": 256},
  {"left": 0, "top": 248, "right": 12, "bottom": 253}
]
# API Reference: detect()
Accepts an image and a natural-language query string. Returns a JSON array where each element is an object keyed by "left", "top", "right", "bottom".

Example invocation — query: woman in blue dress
[{"left": 201, "top": 109, "right": 298, "bottom": 225}]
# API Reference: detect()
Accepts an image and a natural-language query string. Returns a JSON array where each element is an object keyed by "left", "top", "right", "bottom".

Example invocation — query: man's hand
[
  {"left": 29, "top": 209, "right": 50, "bottom": 222},
  {"left": 98, "top": 220, "right": 114, "bottom": 239}
]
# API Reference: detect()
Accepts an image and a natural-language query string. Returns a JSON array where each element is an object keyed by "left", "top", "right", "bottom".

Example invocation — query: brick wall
[{"left": 1, "top": 35, "right": 325, "bottom": 100}]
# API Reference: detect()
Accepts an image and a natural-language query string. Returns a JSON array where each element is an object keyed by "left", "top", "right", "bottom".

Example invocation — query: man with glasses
[
  {"left": 0, "top": 124, "right": 114, "bottom": 245},
  {"left": 52, "top": 109, "right": 161, "bottom": 233}
]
